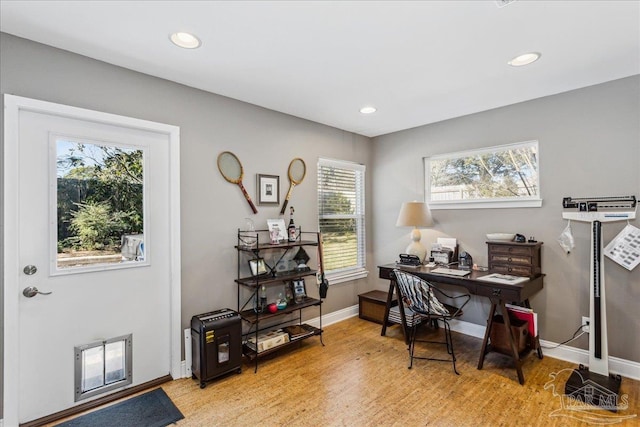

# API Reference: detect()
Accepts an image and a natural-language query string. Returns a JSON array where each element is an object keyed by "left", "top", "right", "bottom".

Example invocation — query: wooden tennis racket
[
  {"left": 280, "top": 158, "right": 306, "bottom": 215},
  {"left": 217, "top": 151, "right": 258, "bottom": 214}
]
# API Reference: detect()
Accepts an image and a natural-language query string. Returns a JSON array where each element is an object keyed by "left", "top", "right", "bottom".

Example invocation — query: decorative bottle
[
  {"left": 288, "top": 206, "right": 297, "bottom": 242},
  {"left": 259, "top": 285, "right": 267, "bottom": 312}
]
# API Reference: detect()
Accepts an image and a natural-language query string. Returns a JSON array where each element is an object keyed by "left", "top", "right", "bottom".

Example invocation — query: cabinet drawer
[
  {"left": 491, "top": 264, "right": 534, "bottom": 276},
  {"left": 490, "top": 254, "right": 532, "bottom": 266},
  {"left": 488, "top": 245, "right": 533, "bottom": 256},
  {"left": 474, "top": 284, "right": 521, "bottom": 301}
]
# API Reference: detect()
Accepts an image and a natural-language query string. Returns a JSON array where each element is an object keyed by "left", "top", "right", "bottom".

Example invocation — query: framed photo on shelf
[
  {"left": 267, "top": 219, "right": 287, "bottom": 243},
  {"left": 257, "top": 174, "right": 280, "bottom": 205},
  {"left": 292, "top": 278, "right": 306, "bottom": 302},
  {"left": 249, "top": 258, "right": 268, "bottom": 276}
]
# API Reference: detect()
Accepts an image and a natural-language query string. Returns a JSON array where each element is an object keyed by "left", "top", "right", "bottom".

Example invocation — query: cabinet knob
[{"left": 492, "top": 288, "right": 501, "bottom": 296}]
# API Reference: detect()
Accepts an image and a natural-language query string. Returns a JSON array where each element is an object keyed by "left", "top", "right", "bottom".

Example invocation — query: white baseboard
[
  {"left": 305, "top": 304, "right": 359, "bottom": 329},
  {"left": 538, "top": 338, "right": 640, "bottom": 381},
  {"left": 448, "top": 319, "right": 640, "bottom": 381},
  {"left": 178, "top": 305, "right": 640, "bottom": 381},
  {"left": 307, "top": 306, "right": 640, "bottom": 381}
]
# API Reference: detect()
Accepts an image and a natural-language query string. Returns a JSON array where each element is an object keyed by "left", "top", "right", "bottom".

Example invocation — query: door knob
[{"left": 22, "top": 286, "right": 52, "bottom": 298}]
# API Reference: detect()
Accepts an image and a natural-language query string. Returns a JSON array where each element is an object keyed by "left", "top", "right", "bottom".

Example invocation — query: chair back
[{"left": 392, "top": 269, "right": 450, "bottom": 317}]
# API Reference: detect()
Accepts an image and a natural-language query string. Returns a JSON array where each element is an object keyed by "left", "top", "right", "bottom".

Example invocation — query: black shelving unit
[{"left": 235, "top": 229, "right": 324, "bottom": 372}]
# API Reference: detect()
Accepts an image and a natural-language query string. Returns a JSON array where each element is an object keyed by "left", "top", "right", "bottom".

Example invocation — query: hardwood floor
[{"left": 49, "top": 316, "right": 639, "bottom": 426}]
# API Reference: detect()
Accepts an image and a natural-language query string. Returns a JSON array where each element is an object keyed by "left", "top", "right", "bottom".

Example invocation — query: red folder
[{"left": 505, "top": 304, "right": 537, "bottom": 337}]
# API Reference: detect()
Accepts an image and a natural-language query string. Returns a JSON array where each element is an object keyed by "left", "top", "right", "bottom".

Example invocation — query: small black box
[{"left": 191, "top": 309, "right": 242, "bottom": 388}]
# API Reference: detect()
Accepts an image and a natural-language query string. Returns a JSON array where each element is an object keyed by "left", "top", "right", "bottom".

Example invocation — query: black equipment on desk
[
  {"left": 191, "top": 308, "right": 242, "bottom": 388},
  {"left": 458, "top": 251, "right": 473, "bottom": 270},
  {"left": 398, "top": 253, "right": 421, "bottom": 266},
  {"left": 431, "top": 248, "right": 455, "bottom": 265}
]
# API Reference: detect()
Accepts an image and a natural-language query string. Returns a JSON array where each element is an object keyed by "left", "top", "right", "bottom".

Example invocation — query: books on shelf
[
  {"left": 283, "top": 324, "right": 315, "bottom": 340},
  {"left": 505, "top": 303, "right": 538, "bottom": 337},
  {"left": 246, "top": 329, "right": 290, "bottom": 353},
  {"left": 476, "top": 273, "right": 528, "bottom": 285}
]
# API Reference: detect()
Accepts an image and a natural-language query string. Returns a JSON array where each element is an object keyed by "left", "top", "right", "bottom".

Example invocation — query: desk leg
[
  {"left": 499, "top": 302, "right": 525, "bottom": 385},
  {"left": 381, "top": 280, "right": 395, "bottom": 337},
  {"left": 477, "top": 302, "right": 496, "bottom": 370},
  {"left": 524, "top": 299, "right": 543, "bottom": 359},
  {"left": 380, "top": 280, "right": 409, "bottom": 345}
]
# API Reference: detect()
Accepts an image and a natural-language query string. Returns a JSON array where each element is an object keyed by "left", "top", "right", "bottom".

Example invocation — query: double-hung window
[{"left": 317, "top": 158, "right": 367, "bottom": 283}]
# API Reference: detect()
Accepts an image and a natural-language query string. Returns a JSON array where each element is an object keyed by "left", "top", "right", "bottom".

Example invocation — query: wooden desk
[{"left": 378, "top": 264, "right": 544, "bottom": 384}]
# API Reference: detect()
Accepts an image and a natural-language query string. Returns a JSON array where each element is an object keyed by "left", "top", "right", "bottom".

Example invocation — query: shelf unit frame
[{"left": 236, "top": 229, "right": 324, "bottom": 372}]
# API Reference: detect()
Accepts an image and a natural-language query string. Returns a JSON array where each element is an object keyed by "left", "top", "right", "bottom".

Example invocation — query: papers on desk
[
  {"left": 430, "top": 268, "right": 470, "bottom": 277},
  {"left": 505, "top": 304, "right": 538, "bottom": 337},
  {"left": 476, "top": 273, "right": 528, "bottom": 285},
  {"left": 436, "top": 237, "right": 458, "bottom": 253}
]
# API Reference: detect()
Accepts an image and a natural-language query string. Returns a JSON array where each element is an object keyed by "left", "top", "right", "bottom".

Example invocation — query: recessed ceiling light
[
  {"left": 508, "top": 52, "right": 541, "bottom": 67},
  {"left": 360, "top": 106, "right": 377, "bottom": 114},
  {"left": 170, "top": 32, "right": 201, "bottom": 49}
]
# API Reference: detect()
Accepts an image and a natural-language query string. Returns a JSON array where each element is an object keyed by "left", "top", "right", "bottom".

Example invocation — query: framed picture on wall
[{"left": 257, "top": 174, "right": 280, "bottom": 205}]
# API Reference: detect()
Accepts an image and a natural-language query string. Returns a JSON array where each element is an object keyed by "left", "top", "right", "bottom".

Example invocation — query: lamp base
[{"left": 405, "top": 242, "right": 426, "bottom": 263}]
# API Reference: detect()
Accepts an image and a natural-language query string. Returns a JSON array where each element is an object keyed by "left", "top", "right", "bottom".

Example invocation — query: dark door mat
[{"left": 55, "top": 388, "right": 184, "bottom": 427}]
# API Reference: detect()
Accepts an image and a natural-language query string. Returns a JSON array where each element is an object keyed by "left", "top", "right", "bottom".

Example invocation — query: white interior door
[{"left": 3, "top": 95, "right": 182, "bottom": 425}]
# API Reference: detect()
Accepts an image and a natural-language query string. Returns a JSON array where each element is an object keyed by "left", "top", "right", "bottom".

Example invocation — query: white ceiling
[{"left": 1, "top": 1, "right": 639, "bottom": 137}]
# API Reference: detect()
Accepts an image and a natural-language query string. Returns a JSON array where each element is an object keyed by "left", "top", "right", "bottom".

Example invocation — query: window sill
[
  {"left": 428, "top": 198, "right": 542, "bottom": 210},
  {"left": 326, "top": 269, "right": 369, "bottom": 285}
]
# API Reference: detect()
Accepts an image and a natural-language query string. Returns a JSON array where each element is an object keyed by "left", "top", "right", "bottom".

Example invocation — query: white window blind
[{"left": 317, "top": 158, "right": 367, "bottom": 283}]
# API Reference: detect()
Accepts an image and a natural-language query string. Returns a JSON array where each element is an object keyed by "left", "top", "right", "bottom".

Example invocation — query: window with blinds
[{"left": 317, "top": 158, "right": 367, "bottom": 283}]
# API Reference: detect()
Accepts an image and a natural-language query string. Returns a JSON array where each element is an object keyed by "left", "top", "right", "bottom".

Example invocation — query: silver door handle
[{"left": 23, "top": 286, "right": 52, "bottom": 298}]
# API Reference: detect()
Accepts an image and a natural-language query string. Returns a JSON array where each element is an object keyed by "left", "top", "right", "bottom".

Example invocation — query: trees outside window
[
  {"left": 57, "top": 140, "right": 144, "bottom": 268},
  {"left": 424, "top": 141, "right": 541, "bottom": 209},
  {"left": 317, "top": 158, "right": 367, "bottom": 283}
]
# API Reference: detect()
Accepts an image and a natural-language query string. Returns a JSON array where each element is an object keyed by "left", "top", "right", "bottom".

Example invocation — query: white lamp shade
[
  {"left": 396, "top": 202, "right": 433, "bottom": 262},
  {"left": 396, "top": 202, "right": 433, "bottom": 227}
]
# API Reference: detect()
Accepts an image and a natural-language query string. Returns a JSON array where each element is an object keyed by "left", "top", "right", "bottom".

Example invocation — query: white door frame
[{"left": 3, "top": 94, "right": 182, "bottom": 426}]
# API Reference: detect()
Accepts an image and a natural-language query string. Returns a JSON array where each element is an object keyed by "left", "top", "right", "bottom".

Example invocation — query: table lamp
[{"left": 396, "top": 201, "right": 433, "bottom": 262}]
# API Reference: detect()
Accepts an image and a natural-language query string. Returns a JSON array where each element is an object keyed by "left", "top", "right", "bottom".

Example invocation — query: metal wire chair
[{"left": 392, "top": 269, "right": 470, "bottom": 374}]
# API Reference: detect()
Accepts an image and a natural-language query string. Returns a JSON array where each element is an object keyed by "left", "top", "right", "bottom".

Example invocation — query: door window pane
[{"left": 56, "top": 139, "right": 145, "bottom": 270}]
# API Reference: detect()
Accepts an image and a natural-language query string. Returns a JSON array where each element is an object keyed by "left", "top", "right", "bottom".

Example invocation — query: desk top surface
[{"left": 378, "top": 263, "right": 544, "bottom": 302}]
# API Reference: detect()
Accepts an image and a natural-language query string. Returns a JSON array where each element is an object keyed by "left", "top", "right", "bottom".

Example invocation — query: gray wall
[
  {"left": 0, "top": 32, "right": 378, "bottom": 417},
  {"left": 2, "top": 30, "right": 639, "bottom": 420},
  {"left": 372, "top": 75, "right": 640, "bottom": 362}
]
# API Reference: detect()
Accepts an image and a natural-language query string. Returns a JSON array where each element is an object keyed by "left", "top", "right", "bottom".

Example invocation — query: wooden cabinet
[
  {"left": 359, "top": 290, "right": 397, "bottom": 324},
  {"left": 487, "top": 241, "right": 543, "bottom": 277},
  {"left": 236, "top": 229, "right": 323, "bottom": 372}
]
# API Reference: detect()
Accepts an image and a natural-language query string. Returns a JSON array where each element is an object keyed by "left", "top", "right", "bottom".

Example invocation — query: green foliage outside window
[
  {"left": 428, "top": 142, "right": 539, "bottom": 203},
  {"left": 57, "top": 142, "right": 143, "bottom": 254}
]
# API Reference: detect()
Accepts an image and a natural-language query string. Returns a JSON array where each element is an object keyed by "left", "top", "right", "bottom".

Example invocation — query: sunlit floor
[{"left": 50, "top": 316, "right": 640, "bottom": 426}]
